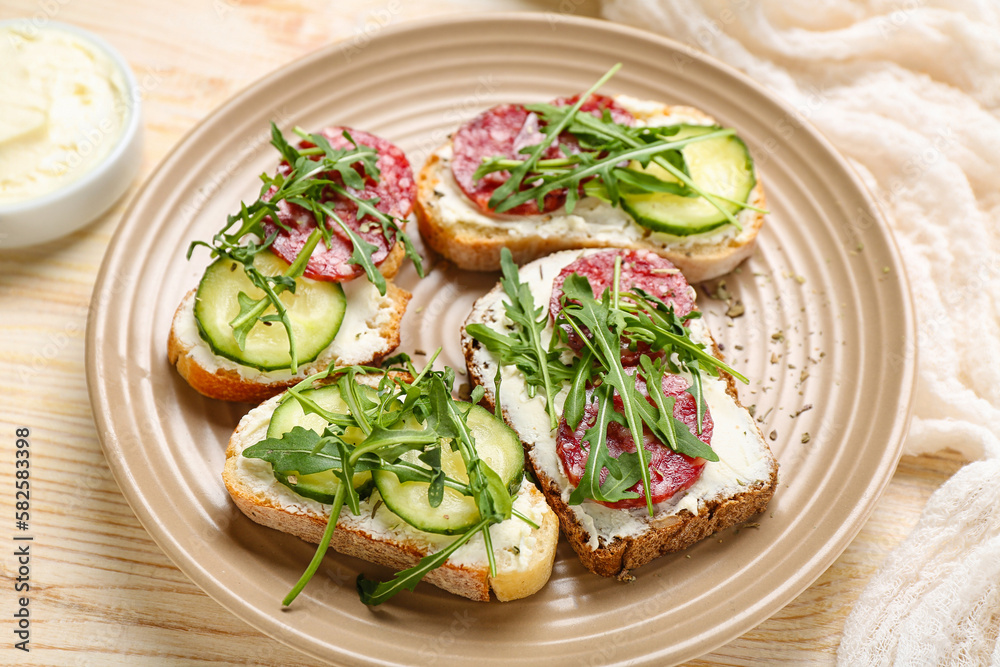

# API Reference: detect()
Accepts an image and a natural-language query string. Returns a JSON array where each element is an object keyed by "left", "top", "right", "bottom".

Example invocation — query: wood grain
[{"left": 0, "top": 0, "right": 962, "bottom": 664}]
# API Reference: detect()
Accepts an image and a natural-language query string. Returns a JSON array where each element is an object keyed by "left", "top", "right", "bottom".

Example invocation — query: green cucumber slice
[
  {"left": 621, "top": 124, "right": 756, "bottom": 236},
  {"left": 372, "top": 405, "right": 524, "bottom": 535},
  {"left": 266, "top": 384, "right": 372, "bottom": 440},
  {"left": 194, "top": 250, "right": 346, "bottom": 371},
  {"left": 267, "top": 384, "right": 375, "bottom": 503},
  {"left": 274, "top": 470, "right": 374, "bottom": 505}
]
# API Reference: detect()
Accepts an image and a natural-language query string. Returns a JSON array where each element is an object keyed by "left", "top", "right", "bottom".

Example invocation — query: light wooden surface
[{"left": 0, "top": 1, "right": 964, "bottom": 664}]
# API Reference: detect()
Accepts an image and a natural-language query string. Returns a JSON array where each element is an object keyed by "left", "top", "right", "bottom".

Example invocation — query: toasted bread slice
[
  {"left": 415, "top": 96, "right": 765, "bottom": 282},
  {"left": 223, "top": 388, "right": 560, "bottom": 602},
  {"left": 461, "top": 249, "right": 778, "bottom": 579},
  {"left": 169, "top": 244, "right": 410, "bottom": 403}
]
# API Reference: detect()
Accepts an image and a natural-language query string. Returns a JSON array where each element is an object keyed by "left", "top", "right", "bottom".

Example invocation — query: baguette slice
[
  {"left": 462, "top": 249, "right": 778, "bottom": 579},
  {"left": 168, "top": 244, "right": 410, "bottom": 404},
  {"left": 416, "top": 95, "right": 765, "bottom": 282},
  {"left": 223, "top": 385, "right": 560, "bottom": 602}
]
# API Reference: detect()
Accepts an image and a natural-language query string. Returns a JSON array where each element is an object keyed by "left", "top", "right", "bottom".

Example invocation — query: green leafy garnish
[
  {"left": 466, "top": 250, "right": 572, "bottom": 429},
  {"left": 558, "top": 271, "right": 655, "bottom": 513},
  {"left": 357, "top": 518, "right": 491, "bottom": 605},
  {"left": 473, "top": 64, "right": 767, "bottom": 227}
]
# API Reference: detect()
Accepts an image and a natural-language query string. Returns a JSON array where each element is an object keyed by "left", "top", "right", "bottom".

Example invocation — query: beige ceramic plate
[{"left": 87, "top": 14, "right": 915, "bottom": 666}]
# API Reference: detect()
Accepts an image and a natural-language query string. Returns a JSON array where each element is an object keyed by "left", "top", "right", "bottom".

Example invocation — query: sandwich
[
  {"left": 223, "top": 363, "right": 559, "bottom": 604},
  {"left": 169, "top": 124, "right": 421, "bottom": 403},
  {"left": 462, "top": 247, "right": 777, "bottom": 578},
  {"left": 416, "top": 65, "right": 766, "bottom": 282}
]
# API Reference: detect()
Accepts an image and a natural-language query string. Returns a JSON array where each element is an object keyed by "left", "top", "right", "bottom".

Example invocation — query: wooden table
[{"left": 0, "top": 0, "right": 963, "bottom": 664}]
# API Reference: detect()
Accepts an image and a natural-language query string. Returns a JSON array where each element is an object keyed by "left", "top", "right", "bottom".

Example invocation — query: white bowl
[{"left": 0, "top": 20, "right": 143, "bottom": 249}]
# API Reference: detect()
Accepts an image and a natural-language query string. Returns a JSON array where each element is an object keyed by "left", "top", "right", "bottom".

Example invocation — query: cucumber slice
[
  {"left": 267, "top": 384, "right": 375, "bottom": 503},
  {"left": 621, "top": 125, "right": 756, "bottom": 236},
  {"left": 266, "top": 384, "right": 372, "bottom": 441},
  {"left": 274, "top": 470, "right": 374, "bottom": 505},
  {"left": 373, "top": 405, "right": 524, "bottom": 535},
  {"left": 194, "top": 250, "right": 346, "bottom": 371}
]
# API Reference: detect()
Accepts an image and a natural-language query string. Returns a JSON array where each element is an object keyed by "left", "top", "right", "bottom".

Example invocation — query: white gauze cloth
[{"left": 600, "top": 1, "right": 1000, "bottom": 663}]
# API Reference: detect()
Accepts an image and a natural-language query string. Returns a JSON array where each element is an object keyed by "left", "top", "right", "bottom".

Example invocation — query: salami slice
[
  {"left": 549, "top": 249, "right": 696, "bottom": 364},
  {"left": 550, "top": 93, "right": 634, "bottom": 154},
  {"left": 450, "top": 94, "right": 634, "bottom": 216},
  {"left": 264, "top": 127, "right": 415, "bottom": 282},
  {"left": 556, "top": 369, "right": 712, "bottom": 510}
]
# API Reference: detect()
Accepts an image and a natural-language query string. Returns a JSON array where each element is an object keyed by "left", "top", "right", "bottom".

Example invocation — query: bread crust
[
  {"left": 168, "top": 271, "right": 410, "bottom": 403},
  {"left": 414, "top": 120, "right": 766, "bottom": 282},
  {"left": 223, "top": 392, "right": 560, "bottom": 602},
  {"left": 461, "top": 254, "right": 778, "bottom": 579}
]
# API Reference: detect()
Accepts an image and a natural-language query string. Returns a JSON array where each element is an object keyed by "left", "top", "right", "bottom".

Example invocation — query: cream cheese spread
[{"left": 0, "top": 24, "right": 128, "bottom": 203}]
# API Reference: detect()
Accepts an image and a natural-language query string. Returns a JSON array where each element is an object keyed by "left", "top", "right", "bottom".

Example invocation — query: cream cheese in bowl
[{"left": 0, "top": 20, "right": 142, "bottom": 248}]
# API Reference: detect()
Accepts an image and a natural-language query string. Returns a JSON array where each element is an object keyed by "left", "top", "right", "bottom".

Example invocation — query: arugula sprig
[
  {"left": 555, "top": 272, "right": 654, "bottom": 513},
  {"left": 465, "top": 251, "right": 573, "bottom": 429},
  {"left": 483, "top": 63, "right": 623, "bottom": 212},
  {"left": 188, "top": 122, "right": 423, "bottom": 372},
  {"left": 471, "top": 249, "right": 748, "bottom": 516},
  {"left": 473, "top": 64, "right": 767, "bottom": 226},
  {"left": 242, "top": 363, "right": 528, "bottom": 607}
]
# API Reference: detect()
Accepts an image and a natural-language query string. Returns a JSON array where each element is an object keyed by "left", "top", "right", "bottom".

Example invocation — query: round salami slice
[
  {"left": 450, "top": 94, "right": 634, "bottom": 216},
  {"left": 264, "top": 127, "right": 415, "bottom": 282},
  {"left": 549, "top": 249, "right": 696, "bottom": 364},
  {"left": 556, "top": 370, "right": 712, "bottom": 510},
  {"left": 550, "top": 93, "right": 635, "bottom": 153}
]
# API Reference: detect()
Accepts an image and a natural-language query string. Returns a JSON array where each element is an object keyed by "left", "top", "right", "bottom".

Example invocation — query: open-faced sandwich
[
  {"left": 416, "top": 65, "right": 766, "bottom": 282},
  {"left": 169, "top": 124, "right": 422, "bottom": 403},
  {"left": 224, "top": 361, "right": 559, "bottom": 604},
  {"left": 463, "top": 247, "right": 777, "bottom": 579}
]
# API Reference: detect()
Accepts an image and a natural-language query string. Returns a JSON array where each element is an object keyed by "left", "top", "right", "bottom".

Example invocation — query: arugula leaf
[
  {"left": 357, "top": 518, "right": 491, "bottom": 605},
  {"left": 487, "top": 63, "right": 623, "bottom": 212},
  {"left": 310, "top": 198, "right": 387, "bottom": 297},
  {"left": 614, "top": 167, "right": 695, "bottom": 198},
  {"left": 243, "top": 426, "right": 346, "bottom": 475},
  {"left": 625, "top": 289, "right": 748, "bottom": 384},
  {"left": 230, "top": 292, "right": 262, "bottom": 351},
  {"left": 687, "top": 366, "right": 708, "bottom": 435},
  {"left": 252, "top": 364, "right": 528, "bottom": 607},
  {"left": 568, "top": 384, "right": 640, "bottom": 505},
  {"left": 418, "top": 446, "right": 445, "bottom": 508},
  {"left": 333, "top": 438, "right": 361, "bottom": 516},
  {"left": 636, "top": 356, "right": 718, "bottom": 461},
  {"left": 348, "top": 426, "right": 438, "bottom": 464},
  {"left": 564, "top": 347, "right": 594, "bottom": 431},
  {"left": 466, "top": 248, "right": 570, "bottom": 429},
  {"left": 559, "top": 273, "right": 655, "bottom": 515},
  {"left": 494, "top": 129, "right": 736, "bottom": 215},
  {"left": 283, "top": 482, "right": 347, "bottom": 606}
]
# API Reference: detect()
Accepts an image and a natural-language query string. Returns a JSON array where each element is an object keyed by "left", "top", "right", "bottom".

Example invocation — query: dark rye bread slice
[
  {"left": 461, "top": 249, "right": 778, "bottom": 579},
  {"left": 168, "top": 244, "right": 410, "bottom": 404},
  {"left": 224, "top": 386, "right": 561, "bottom": 602}
]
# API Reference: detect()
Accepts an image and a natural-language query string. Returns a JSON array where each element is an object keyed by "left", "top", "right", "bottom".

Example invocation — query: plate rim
[{"left": 86, "top": 11, "right": 917, "bottom": 665}]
